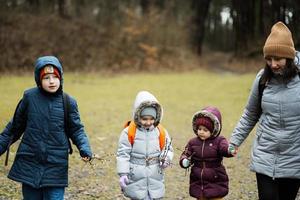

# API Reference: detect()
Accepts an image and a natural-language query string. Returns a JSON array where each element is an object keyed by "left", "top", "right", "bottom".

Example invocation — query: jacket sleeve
[
  {"left": 116, "top": 127, "right": 132, "bottom": 175},
  {"left": 0, "top": 95, "right": 27, "bottom": 156},
  {"left": 68, "top": 97, "right": 92, "bottom": 158},
  {"left": 217, "top": 136, "right": 233, "bottom": 158},
  {"left": 230, "top": 69, "right": 264, "bottom": 147},
  {"left": 179, "top": 140, "right": 193, "bottom": 168}
]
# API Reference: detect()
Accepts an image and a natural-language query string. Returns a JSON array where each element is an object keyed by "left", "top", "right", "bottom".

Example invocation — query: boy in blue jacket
[{"left": 0, "top": 56, "right": 92, "bottom": 200}]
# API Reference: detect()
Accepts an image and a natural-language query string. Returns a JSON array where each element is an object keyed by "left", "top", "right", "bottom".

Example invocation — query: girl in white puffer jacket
[{"left": 116, "top": 91, "right": 173, "bottom": 200}]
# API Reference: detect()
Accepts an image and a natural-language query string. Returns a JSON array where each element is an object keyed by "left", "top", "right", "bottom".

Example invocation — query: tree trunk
[
  {"left": 26, "top": 0, "right": 39, "bottom": 13},
  {"left": 290, "top": 0, "right": 300, "bottom": 47},
  {"left": 58, "top": 0, "right": 67, "bottom": 18},
  {"left": 257, "top": 0, "right": 265, "bottom": 36},
  {"left": 191, "top": 0, "right": 211, "bottom": 55},
  {"left": 140, "top": 0, "right": 150, "bottom": 14},
  {"left": 231, "top": 0, "right": 256, "bottom": 55},
  {"left": 271, "top": 0, "right": 286, "bottom": 22},
  {"left": 74, "top": 0, "right": 85, "bottom": 17}
]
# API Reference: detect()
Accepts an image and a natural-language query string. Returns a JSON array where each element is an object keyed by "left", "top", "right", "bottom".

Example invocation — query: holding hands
[{"left": 228, "top": 144, "right": 238, "bottom": 156}]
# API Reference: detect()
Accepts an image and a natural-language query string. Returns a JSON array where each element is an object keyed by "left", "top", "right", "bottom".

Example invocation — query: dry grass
[{"left": 0, "top": 70, "right": 259, "bottom": 199}]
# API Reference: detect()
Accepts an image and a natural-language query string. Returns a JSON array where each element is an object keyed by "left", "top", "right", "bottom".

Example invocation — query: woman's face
[{"left": 265, "top": 56, "right": 287, "bottom": 75}]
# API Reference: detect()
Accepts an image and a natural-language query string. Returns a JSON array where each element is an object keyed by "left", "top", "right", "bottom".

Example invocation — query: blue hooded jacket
[{"left": 0, "top": 56, "right": 92, "bottom": 188}]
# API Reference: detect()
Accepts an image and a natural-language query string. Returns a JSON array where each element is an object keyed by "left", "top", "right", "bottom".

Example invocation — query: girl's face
[
  {"left": 197, "top": 125, "right": 212, "bottom": 140},
  {"left": 41, "top": 74, "right": 60, "bottom": 93},
  {"left": 265, "top": 56, "right": 287, "bottom": 75},
  {"left": 140, "top": 116, "right": 155, "bottom": 129}
]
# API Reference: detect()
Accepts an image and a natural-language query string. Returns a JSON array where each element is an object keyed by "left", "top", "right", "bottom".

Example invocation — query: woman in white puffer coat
[{"left": 116, "top": 91, "right": 173, "bottom": 200}]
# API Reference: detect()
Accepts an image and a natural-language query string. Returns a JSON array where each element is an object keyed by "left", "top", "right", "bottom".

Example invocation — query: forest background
[{"left": 1, "top": 0, "right": 300, "bottom": 73}]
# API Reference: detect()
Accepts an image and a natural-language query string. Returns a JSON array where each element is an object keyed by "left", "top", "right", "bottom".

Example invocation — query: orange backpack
[{"left": 124, "top": 121, "right": 166, "bottom": 150}]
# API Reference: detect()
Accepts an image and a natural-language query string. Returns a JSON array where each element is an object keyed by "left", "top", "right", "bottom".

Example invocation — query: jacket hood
[
  {"left": 132, "top": 91, "right": 163, "bottom": 127},
  {"left": 192, "top": 106, "right": 222, "bottom": 137},
  {"left": 34, "top": 56, "right": 63, "bottom": 87}
]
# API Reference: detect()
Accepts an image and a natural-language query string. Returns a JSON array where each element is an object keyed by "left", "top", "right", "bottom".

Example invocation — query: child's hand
[
  {"left": 228, "top": 144, "right": 238, "bottom": 156},
  {"left": 119, "top": 175, "right": 129, "bottom": 190},
  {"left": 81, "top": 156, "right": 91, "bottom": 162},
  {"left": 160, "top": 160, "right": 171, "bottom": 169},
  {"left": 182, "top": 158, "right": 191, "bottom": 168}
]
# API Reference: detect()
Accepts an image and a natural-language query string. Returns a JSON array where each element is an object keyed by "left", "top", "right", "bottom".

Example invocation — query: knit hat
[
  {"left": 192, "top": 106, "right": 222, "bottom": 137},
  {"left": 195, "top": 117, "right": 214, "bottom": 133},
  {"left": 40, "top": 65, "right": 61, "bottom": 81},
  {"left": 141, "top": 107, "right": 157, "bottom": 119},
  {"left": 263, "top": 21, "right": 295, "bottom": 59}
]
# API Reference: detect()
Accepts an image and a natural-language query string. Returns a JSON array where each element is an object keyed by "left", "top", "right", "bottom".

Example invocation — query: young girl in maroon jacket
[{"left": 179, "top": 106, "right": 234, "bottom": 200}]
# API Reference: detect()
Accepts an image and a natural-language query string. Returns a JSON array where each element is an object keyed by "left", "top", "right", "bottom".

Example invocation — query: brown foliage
[
  {"left": 0, "top": 11, "right": 189, "bottom": 73},
  {"left": 0, "top": 13, "right": 106, "bottom": 71},
  {"left": 0, "top": 11, "right": 263, "bottom": 74}
]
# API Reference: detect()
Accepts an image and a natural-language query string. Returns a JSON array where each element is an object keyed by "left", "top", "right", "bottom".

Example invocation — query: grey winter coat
[
  {"left": 230, "top": 69, "right": 300, "bottom": 179},
  {"left": 116, "top": 91, "right": 174, "bottom": 200}
]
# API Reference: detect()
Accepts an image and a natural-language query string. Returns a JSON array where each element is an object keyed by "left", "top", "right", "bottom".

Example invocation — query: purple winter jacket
[{"left": 179, "top": 136, "right": 232, "bottom": 199}]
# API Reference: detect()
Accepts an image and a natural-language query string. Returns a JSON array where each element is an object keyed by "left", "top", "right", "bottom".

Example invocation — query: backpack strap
[
  {"left": 124, "top": 121, "right": 166, "bottom": 150},
  {"left": 157, "top": 124, "right": 166, "bottom": 150},
  {"left": 5, "top": 99, "right": 23, "bottom": 166},
  {"left": 63, "top": 92, "right": 73, "bottom": 154},
  {"left": 124, "top": 121, "right": 137, "bottom": 146}
]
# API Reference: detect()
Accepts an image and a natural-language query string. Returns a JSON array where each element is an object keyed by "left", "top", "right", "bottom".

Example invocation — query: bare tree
[
  {"left": 289, "top": 0, "right": 300, "bottom": 47},
  {"left": 190, "top": 0, "right": 211, "bottom": 55},
  {"left": 26, "top": 0, "right": 40, "bottom": 13},
  {"left": 231, "top": 0, "right": 256, "bottom": 55},
  {"left": 58, "top": 0, "right": 67, "bottom": 18},
  {"left": 74, "top": 0, "right": 85, "bottom": 17}
]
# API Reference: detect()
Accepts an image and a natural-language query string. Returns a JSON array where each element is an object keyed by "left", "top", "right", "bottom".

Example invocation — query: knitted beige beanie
[{"left": 263, "top": 21, "right": 295, "bottom": 59}]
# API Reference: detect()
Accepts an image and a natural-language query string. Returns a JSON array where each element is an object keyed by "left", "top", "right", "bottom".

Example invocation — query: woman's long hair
[{"left": 261, "top": 59, "right": 298, "bottom": 84}]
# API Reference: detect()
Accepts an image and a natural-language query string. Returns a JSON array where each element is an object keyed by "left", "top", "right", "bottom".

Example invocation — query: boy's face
[
  {"left": 197, "top": 125, "right": 211, "bottom": 140},
  {"left": 140, "top": 115, "right": 155, "bottom": 129},
  {"left": 41, "top": 73, "right": 60, "bottom": 93}
]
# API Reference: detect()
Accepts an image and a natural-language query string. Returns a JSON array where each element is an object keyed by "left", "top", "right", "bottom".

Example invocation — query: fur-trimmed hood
[
  {"left": 192, "top": 106, "right": 222, "bottom": 137},
  {"left": 132, "top": 91, "right": 163, "bottom": 127}
]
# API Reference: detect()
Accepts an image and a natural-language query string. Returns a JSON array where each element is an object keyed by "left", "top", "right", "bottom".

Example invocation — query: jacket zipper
[
  {"left": 200, "top": 140, "right": 205, "bottom": 191},
  {"left": 146, "top": 129, "right": 150, "bottom": 189},
  {"left": 274, "top": 88, "right": 282, "bottom": 179}
]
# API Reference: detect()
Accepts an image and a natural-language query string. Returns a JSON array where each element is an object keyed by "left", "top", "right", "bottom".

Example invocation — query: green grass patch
[{"left": 0, "top": 70, "right": 258, "bottom": 199}]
